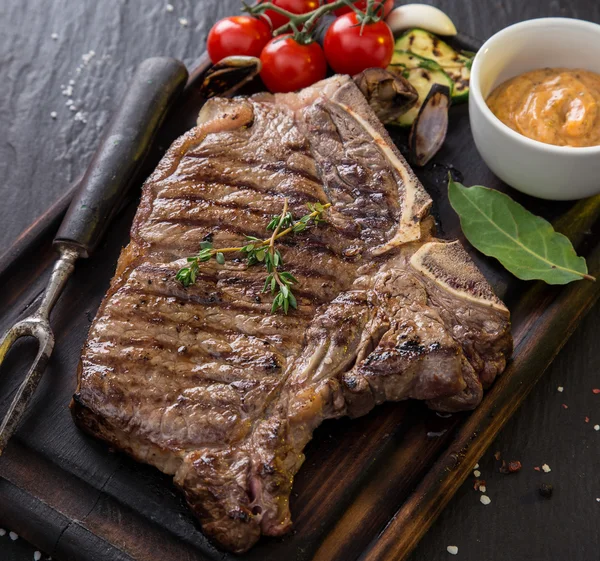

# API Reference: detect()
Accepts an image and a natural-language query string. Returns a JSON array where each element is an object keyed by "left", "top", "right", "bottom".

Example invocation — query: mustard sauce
[{"left": 486, "top": 68, "right": 600, "bottom": 147}]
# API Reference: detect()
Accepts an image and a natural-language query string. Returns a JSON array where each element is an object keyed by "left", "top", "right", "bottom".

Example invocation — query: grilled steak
[{"left": 72, "top": 75, "right": 512, "bottom": 553}]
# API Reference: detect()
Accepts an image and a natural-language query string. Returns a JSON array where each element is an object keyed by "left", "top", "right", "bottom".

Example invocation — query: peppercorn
[{"left": 539, "top": 483, "right": 553, "bottom": 498}]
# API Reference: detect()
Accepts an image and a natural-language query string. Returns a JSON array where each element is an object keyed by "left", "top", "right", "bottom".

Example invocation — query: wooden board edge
[
  {"left": 0, "top": 480, "right": 134, "bottom": 561},
  {"left": 0, "top": 441, "right": 210, "bottom": 561}
]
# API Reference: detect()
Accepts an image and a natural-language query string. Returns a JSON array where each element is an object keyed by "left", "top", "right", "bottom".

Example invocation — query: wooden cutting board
[{"left": 0, "top": 49, "right": 599, "bottom": 561}]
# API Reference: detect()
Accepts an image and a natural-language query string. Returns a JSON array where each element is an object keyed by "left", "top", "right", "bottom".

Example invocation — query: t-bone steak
[{"left": 71, "top": 75, "right": 512, "bottom": 553}]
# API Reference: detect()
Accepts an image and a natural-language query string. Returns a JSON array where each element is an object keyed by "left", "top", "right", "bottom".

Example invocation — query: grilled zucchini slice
[
  {"left": 394, "top": 28, "right": 473, "bottom": 103},
  {"left": 390, "top": 50, "right": 437, "bottom": 69}
]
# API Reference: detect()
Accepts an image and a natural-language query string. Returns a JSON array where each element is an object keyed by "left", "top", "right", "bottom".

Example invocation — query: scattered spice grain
[{"left": 499, "top": 460, "right": 521, "bottom": 474}]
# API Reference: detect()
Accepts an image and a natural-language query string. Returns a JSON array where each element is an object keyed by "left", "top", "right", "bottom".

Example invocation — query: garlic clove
[{"left": 386, "top": 4, "right": 458, "bottom": 37}]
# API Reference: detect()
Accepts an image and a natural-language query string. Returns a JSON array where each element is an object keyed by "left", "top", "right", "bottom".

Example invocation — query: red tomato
[
  {"left": 324, "top": 12, "right": 394, "bottom": 75},
  {"left": 327, "top": 0, "right": 394, "bottom": 18},
  {"left": 260, "top": 0, "right": 320, "bottom": 30},
  {"left": 207, "top": 16, "right": 272, "bottom": 63},
  {"left": 260, "top": 35, "right": 327, "bottom": 93}
]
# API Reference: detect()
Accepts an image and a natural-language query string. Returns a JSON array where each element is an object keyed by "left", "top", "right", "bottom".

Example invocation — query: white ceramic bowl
[{"left": 469, "top": 18, "right": 600, "bottom": 200}]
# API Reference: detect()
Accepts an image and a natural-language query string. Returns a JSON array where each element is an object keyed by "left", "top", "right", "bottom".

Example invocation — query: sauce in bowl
[{"left": 486, "top": 68, "right": 600, "bottom": 147}]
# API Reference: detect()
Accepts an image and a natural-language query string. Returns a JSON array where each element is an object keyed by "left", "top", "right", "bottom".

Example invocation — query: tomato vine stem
[{"left": 244, "top": 0, "right": 384, "bottom": 43}]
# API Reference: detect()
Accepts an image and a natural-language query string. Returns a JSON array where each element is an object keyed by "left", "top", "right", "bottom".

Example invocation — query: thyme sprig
[{"left": 175, "top": 200, "right": 331, "bottom": 314}]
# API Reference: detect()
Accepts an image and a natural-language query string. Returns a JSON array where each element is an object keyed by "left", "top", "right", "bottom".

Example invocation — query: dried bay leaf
[{"left": 448, "top": 178, "right": 594, "bottom": 284}]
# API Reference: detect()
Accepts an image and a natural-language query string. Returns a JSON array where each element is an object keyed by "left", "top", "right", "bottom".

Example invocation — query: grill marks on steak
[{"left": 72, "top": 75, "right": 512, "bottom": 553}]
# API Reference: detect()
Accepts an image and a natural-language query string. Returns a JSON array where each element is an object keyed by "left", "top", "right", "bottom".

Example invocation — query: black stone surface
[{"left": 1, "top": 1, "right": 599, "bottom": 560}]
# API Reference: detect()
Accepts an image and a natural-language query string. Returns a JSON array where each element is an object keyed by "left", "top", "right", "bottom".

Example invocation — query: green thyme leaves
[{"left": 176, "top": 200, "right": 331, "bottom": 313}]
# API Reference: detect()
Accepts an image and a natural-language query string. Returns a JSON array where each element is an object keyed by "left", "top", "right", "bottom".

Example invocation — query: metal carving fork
[{"left": 0, "top": 57, "right": 189, "bottom": 455}]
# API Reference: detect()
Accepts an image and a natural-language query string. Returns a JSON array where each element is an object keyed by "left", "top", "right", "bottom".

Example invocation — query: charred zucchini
[
  {"left": 388, "top": 64, "right": 453, "bottom": 127},
  {"left": 390, "top": 50, "right": 439, "bottom": 69},
  {"left": 394, "top": 28, "right": 473, "bottom": 103}
]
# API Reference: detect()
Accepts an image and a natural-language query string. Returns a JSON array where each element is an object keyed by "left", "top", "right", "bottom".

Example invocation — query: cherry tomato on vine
[
  {"left": 260, "top": 35, "right": 327, "bottom": 93},
  {"left": 324, "top": 12, "right": 394, "bottom": 75},
  {"left": 259, "top": 0, "right": 320, "bottom": 30},
  {"left": 207, "top": 16, "right": 272, "bottom": 63},
  {"left": 327, "top": 0, "right": 394, "bottom": 18}
]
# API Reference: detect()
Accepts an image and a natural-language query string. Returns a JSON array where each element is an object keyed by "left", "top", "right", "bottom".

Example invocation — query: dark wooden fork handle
[{"left": 54, "top": 57, "right": 188, "bottom": 257}]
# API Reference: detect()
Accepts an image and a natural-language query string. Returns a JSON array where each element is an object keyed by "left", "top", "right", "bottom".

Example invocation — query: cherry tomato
[
  {"left": 327, "top": 0, "right": 394, "bottom": 18},
  {"left": 324, "top": 12, "right": 394, "bottom": 75},
  {"left": 260, "top": 0, "right": 320, "bottom": 30},
  {"left": 260, "top": 35, "right": 327, "bottom": 93},
  {"left": 207, "top": 16, "right": 272, "bottom": 63}
]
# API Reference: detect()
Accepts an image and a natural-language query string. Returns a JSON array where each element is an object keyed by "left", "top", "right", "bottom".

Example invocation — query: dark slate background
[{"left": 1, "top": 0, "right": 599, "bottom": 560}]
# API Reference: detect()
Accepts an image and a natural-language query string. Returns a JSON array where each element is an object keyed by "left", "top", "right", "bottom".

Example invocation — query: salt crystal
[
  {"left": 447, "top": 546, "right": 458, "bottom": 555},
  {"left": 61, "top": 85, "right": 73, "bottom": 97},
  {"left": 542, "top": 463, "right": 551, "bottom": 473},
  {"left": 557, "top": 386, "right": 564, "bottom": 392},
  {"left": 51, "top": 32, "right": 59, "bottom": 40},
  {"left": 480, "top": 495, "right": 491, "bottom": 505},
  {"left": 594, "top": 425, "right": 600, "bottom": 431},
  {"left": 34, "top": 552, "right": 42, "bottom": 561},
  {"left": 474, "top": 463, "right": 479, "bottom": 469},
  {"left": 74, "top": 111, "right": 88, "bottom": 123},
  {"left": 50, "top": 111, "right": 57, "bottom": 119},
  {"left": 9, "top": 531, "right": 18, "bottom": 541},
  {"left": 166, "top": 3, "right": 174, "bottom": 11},
  {"left": 179, "top": 17, "right": 189, "bottom": 26},
  {"left": 473, "top": 470, "right": 481, "bottom": 477},
  {"left": 69, "top": 79, "right": 75, "bottom": 85},
  {"left": 479, "top": 485, "right": 486, "bottom": 493},
  {"left": 82, "top": 50, "right": 96, "bottom": 65},
  {"left": 0, "top": 528, "right": 5, "bottom": 536}
]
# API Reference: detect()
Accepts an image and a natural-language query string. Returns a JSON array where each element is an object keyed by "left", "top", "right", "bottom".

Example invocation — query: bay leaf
[{"left": 448, "top": 178, "right": 594, "bottom": 284}]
